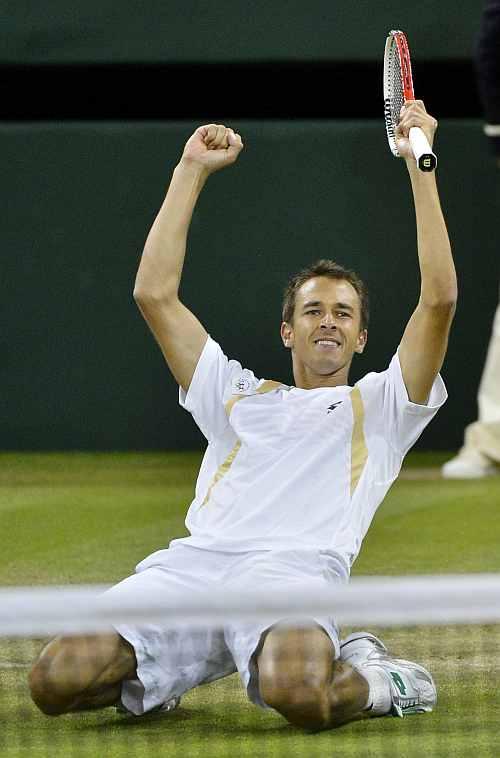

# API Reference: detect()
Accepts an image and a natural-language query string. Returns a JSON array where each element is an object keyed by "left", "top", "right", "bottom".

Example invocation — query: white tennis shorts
[{"left": 105, "top": 543, "right": 348, "bottom": 715}]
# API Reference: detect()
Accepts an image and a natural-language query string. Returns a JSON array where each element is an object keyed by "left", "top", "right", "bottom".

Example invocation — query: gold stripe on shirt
[
  {"left": 350, "top": 386, "right": 368, "bottom": 496},
  {"left": 203, "top": 380, "right": 284, "bottom": 507},
  {"left": 224, "top": 379, "right": 284, "bottom": 416},
  {"left": 202, "top": 440, "right": 241, "bottom": 506}
]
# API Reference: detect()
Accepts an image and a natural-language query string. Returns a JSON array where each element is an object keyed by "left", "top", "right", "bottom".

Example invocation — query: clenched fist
[{"left": 180, "top": 123, "right": 244, "bottom": 176}]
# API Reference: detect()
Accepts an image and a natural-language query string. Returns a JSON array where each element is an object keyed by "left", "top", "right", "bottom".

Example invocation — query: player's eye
[{"left": 305, "top": 310, "right": 321, "bottom": 315}]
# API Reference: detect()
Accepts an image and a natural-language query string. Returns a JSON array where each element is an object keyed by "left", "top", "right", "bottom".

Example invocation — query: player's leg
[
  {"left": 28, "top": 546, "right": 240, "bottom": 718},
  {"left": 29, "top": 631, "right": 136, "bottom": 715},
  {"left": 256, "top": 623, "right": 371, "bottom": 730},
  {"left": 256, "top": 624, "right": 437, "bottom": 730},
  {"left": 442, "top": 301, "right": 500, "bottom": 478}
]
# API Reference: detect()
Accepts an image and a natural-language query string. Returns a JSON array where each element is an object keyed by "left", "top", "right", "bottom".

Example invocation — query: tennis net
[{"left": 3, "top": 575, "right": 500, "bottom": 758}]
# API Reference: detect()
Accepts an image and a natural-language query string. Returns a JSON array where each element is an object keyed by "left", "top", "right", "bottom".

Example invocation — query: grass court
[{"left": 1, "top": 451, "right": 500, "bottom": 757}]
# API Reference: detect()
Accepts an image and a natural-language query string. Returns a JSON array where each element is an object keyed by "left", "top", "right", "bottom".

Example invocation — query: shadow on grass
[
  {"left": 76, "top": 706, "right": 295, "bottom": 737},
  {"left": 76, "top": 707, "right": 497, "bottom": 744}
]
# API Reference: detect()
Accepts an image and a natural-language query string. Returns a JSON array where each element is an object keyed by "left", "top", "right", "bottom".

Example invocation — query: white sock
[{"left": 358, "top": 667, "right": 392, "bottom": 715}]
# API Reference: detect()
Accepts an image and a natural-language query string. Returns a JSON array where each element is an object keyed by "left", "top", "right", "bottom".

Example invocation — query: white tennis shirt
[{"left": 175, "top": 335, "right": 447, "bottom": 572}]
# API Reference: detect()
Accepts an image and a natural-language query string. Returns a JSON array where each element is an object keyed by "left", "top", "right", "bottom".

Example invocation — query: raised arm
[
  {"left": 134, "top": 124, "right": 244, "bottom": 392},
  {"left": 395, "top": 101, "right": 457, "bottom": 404}
]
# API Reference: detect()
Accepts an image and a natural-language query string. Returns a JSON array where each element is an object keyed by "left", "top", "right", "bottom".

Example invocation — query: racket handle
[{"left": 409, "top": 127, "right": 437, "bottom": 172}]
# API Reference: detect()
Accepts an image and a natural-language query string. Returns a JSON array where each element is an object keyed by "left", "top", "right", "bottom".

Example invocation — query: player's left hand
[{"left": 395, "top": 100, "right": 438, "bottom": 161}]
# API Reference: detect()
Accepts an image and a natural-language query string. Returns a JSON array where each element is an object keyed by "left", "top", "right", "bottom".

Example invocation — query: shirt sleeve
[
  {"left": 178, "top": 335, "right": 258, "bottom": 442},
  {"left": 359, "top": 349, "right": 448, "bottom": 458}
]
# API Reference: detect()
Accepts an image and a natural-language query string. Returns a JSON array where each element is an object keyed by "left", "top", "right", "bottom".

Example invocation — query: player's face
[{"left": 281, "top": 276, "right": 367, "bottom": 383}]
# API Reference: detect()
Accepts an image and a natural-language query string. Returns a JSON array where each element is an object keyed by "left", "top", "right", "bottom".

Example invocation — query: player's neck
[{"left": 292, "top": 360, "right": 352, "bottom": 390}]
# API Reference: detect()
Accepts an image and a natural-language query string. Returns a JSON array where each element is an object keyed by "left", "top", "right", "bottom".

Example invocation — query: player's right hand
[
  {"left": 395, "top": 100, "right": 437, "bottom": 162},
  {"left": 180, "top": 124, "right": 244, "bottom": 176}
]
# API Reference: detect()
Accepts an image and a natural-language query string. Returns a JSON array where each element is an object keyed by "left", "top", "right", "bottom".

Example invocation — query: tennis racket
[{"left": 383, "top": 30, "right": 437, "bottom": 172}]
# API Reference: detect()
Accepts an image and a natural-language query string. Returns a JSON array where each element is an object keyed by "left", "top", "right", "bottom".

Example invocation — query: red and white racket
[{"left": 383, "top": 30, "right": 437, "bottom": 172}]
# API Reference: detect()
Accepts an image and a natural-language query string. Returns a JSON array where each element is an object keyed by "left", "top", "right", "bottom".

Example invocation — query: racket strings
[
  {"left": 384, "top": 40, "right": 405, "bottom": 156},
  {"left": 389, "top": 47, "right": 405, "bottom": 125}
]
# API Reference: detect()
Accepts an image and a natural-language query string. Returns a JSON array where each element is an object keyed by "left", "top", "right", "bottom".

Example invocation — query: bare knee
[
  {"left": 29, "top": 637, "right": 75, "bottom": 715},
  {"left": 29, "top": 651, "right": 62, "bottom": 715},
  {"left": 262, "top": 679, "right": 331, "bottom": 730},
  {"left": 257, "top": 625, "right": 334, "bottom": 730},
  {"left": 29, "top": 633, "right": 134, "bottom": 716}
]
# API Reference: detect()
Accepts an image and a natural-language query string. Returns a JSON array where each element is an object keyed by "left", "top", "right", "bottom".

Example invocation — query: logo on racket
[{"left": 384, "top": 98, "right": 400, "bottom": 157}]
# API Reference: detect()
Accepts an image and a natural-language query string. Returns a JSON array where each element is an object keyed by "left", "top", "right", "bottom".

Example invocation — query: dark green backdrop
[
  {"left": 2, "top": 2, "right": 481, "bottom": 63},
  {"left": 2, "top": 120, "right": 498, "bottom": 450}
]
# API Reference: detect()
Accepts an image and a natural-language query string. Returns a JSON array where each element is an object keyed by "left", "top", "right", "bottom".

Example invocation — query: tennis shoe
[
  {"left": 116, "top": 696, "right": 181, "bottom": 716},
  {"left": 340, "top": 632, "right": 436, "bottom": 717},
  {"left": 339, "top": 631, "right": 388, "bottom": 667},
  {"left": 358, "top": 654, "right": 436, "bottom": 718},
  {"left": 157, "top": 696, "right": 182, "bottom": 713},
  {"left": 441, "top": 449, "right": 498, "bottom": 479}
]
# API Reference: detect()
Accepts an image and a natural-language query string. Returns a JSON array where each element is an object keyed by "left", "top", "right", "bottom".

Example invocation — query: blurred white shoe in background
[{"left": 441, "top": 449, "right": 498, "bottom": 478}]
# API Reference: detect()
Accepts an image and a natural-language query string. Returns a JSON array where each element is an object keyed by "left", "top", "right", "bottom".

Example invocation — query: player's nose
[{"left": 320, "top": 314, "right": 337, "bottom": 328}]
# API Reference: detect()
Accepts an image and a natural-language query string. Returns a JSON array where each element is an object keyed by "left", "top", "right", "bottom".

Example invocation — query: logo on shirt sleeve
[{"left": 231, "top": 375, "right": 253, "bottom": 395}]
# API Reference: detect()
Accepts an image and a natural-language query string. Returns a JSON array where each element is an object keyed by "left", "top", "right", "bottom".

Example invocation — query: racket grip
[{"left": 409, "top": 127, "right": 437, "bottom": 172}]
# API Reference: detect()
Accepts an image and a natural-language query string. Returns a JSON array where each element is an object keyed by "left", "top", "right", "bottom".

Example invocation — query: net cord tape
[{"left": 3, "top": 574, "right": 500, "bottom": 636}]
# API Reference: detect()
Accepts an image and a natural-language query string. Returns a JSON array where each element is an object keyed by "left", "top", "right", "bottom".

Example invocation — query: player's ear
[
  {"left": 281, "top": 321, "right": 293, "bottom": 349},
  {"left": 355, "top": 329, "right": 368, "bottom": 354}
]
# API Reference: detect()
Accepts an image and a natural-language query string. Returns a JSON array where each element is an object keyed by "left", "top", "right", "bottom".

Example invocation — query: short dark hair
[{"left": 282, "top": 259, "right": 370, "bottom": 331}]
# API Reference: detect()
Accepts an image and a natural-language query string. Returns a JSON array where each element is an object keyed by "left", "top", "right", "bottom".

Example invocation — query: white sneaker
[
  {"left": 340, "top": 631, "right": 388, "bottom": 667},
  {"left": 442, "top": 449, "right": 498, "bottom": 479},
  {"left": 368, "top": 657, "right": 436, "bottom": 717},
  {"left": 158, "top": 696, "right": 181, "bottom": 713},
  {"left": 340, "top": 632, "right": 436, "bottom": 718},
  {"left": 116, "top": 696, "right": 181, "bottom": 716}
]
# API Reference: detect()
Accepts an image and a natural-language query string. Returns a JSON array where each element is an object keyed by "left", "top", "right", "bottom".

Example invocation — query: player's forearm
[
  {"left": 406, "top": 163, "right": 457, "bottom": 308},
  {"left": 134, "top": 160, "right": 209, "bottom": 302}
]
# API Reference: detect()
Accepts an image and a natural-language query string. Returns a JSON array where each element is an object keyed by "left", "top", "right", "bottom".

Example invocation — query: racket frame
[{"left": 384, "top": 30, "right": 437, "bottom": 172}]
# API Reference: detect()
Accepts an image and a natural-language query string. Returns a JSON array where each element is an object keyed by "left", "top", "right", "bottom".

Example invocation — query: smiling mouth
[{"left": 314, "top": 339, "right": 341, "bottom": 348}]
